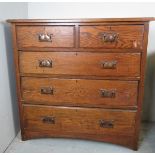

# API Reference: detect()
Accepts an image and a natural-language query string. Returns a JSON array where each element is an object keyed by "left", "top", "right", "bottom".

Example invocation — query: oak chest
[{"left": 8, "top": 18, "right": 153, "bottom": 150}]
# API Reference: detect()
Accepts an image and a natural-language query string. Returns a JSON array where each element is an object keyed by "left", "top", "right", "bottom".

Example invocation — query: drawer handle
[
  {"left": 101, "top": 32, "right": 119, "bottom": 42},
  {"left": 100, "top": 89, "right": 116, "bottom": 98},
  {"left": 39, "top": 60, "right": 52, "bottom": 67},
  {"left": 41, "top": 87, "right": 53, "bottom": 95},
  {"left": 99, "top": 120, "right": 114, "bottom": 128},
  {"left": 42, "top": 116, "right": 55, "bottom": 124},
  {"left": 101, "top": 61, "right": 117, "bottom": 69},
  {"left": 38, "top": 33, "right": 52, "bottom": 42}
]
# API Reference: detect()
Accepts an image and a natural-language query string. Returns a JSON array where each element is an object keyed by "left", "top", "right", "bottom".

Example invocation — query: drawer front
[
  {"left": 20, "top": 52, "right": 140, "bottom": 77},
  {"left": 80, "top": 25, "right": 144, "bottom": 49},
  {"left": 16, "top": 26, "right": 74, "bottom": 48},
  {"left": 23, "top": 105, "right": 136, "bottom": 136},
  {"left": 22, "top": 77, "right": 138, "bottom": 107}
]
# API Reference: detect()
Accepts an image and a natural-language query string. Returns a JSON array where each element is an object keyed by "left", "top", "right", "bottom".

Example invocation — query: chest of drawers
[{"left": 8, "top": 18, "right": 154, "bottom": 150}]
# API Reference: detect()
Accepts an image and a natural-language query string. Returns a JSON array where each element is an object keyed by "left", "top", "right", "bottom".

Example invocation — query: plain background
[
  {"left": 0, "top": 3, "right": 27, "bottom": 152},
  {"left": 0, "top": 2, "right": 155, "bottom": 152}
]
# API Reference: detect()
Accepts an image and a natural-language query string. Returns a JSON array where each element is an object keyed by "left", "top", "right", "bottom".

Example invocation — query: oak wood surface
[
  {"left": 133, "top": 22, "right": 149, "bottom": 150},
  {"left": 7, "top": 17, "right": 155, "bottom": 23},
  {"left": 7, "top": 18, "right": 153, "bottom": 150},
  {"left": 22, "top": 77, "right": 138, "bottom": 107},
  {"left": 20, "top": 74, "right": 140, "bottom": 80},
  {"left": 16, "top": 26, "right": 75, "bottom": 48},
  {"left": 11, "top": 24, "right": 25, "bottom": 137},
  {"left": 23, "top": 129, "right": 136, "bottom": 149},
  {"left": 20, "top": 52, "right": 141, "bottom": 77},
  {"left": 23, "top": 105, "right": 136, "bottom": 136},
  {"left": 80, "top": 25, "right": 144, "bottom": 49}
]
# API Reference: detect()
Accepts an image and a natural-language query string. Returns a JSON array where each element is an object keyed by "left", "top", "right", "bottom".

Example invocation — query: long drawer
[
  {"left": 23, "top": 105, "right": 136, "bottom": 136},
  {"left": 22, "top": 77, "right": 138, "bottom": 107},
  {"left": 16, "top": 25, "right": 75, "bottom": 49},
  {"left": 20, "top": 52, "right": 141, "bottom": 77},
  {"left": 80, "top": 25, "right": 144, "bottom": 49}
]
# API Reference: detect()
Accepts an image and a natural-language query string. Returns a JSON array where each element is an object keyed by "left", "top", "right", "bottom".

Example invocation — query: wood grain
[
  {"left": 7, "top": 18, "right": 153, "bottom": 150},
  {"left": 23, "top": 105, "right": 136, "bottom": 136},
  {"left": 22, "top": 129, "right": 136, "bottom": 150},
  {"left": 22, "top": 77, "right": 138, "bottom": 107},
  {"left": 20, "top": 52, "right": 141, "bottom": 77},
  {"left": 16, "top": 26, "right": 75, "bottom": 48},
  {"left": 133, "top": 22, "right": 150, "bottom": 150},
  {"left": 80, "top": 25, "right": 144, "bottom": 49},
  {"left": 7, "top": 17, "right": 155, "bottom": 23},
  {"left": 11, "top": 24, "right": 25, "bottom": 137}
]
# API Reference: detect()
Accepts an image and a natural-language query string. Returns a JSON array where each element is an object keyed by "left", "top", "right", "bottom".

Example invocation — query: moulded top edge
[{"left": 7, "top": 17, "right": 155, "bottom": 23}]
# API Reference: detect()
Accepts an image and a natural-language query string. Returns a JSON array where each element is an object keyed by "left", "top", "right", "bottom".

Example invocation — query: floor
[{"left": 5, "top": 122, "right": 155, "bottom": 153}]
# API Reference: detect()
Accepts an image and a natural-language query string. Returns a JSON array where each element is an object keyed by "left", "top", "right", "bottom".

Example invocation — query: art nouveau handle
[
  {"left": 99, "top": 120, "right": 114, "bottom": 128},
  {"left": 100, "top": 89, "right": 116, "bottom": 98},
  {"left": 40, "top": 87, "right": 53, "bottom": 95},
  {"left": 38, "top": 34, "right": 52, "bottom": 42},
  {"left": 102, "top": 32, "right": 119, "bottom": 42},
  {"left": 39, "top": 60, "right": 52, "bottom": 67},
  {"left": 42, "top": 116, "right": 55, "bottom": 124},
  {"left": 101, "top": 61, "right": 117, "bottom": 69}
]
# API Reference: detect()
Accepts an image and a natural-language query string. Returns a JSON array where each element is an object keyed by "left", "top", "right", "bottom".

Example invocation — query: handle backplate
[
  {"left": 41, "top": 87, "right": 53, "bottom": 95},
  {"left": 99, "top": 120, "right": 114, "bottom": 128},
  {"left": 101, "top": 61, "right": 117, "bottom": 69},
  {"left": 42, "top": 116, "right": 55, "bottom": 124},
  {"left": 38, "top": 33, "right": 53, "bottom": 42},
  {"left": 100, "top": 89, "right": 116, "bottom": 98},
  {"left": 39, "top": 59, "right": 52, "bottom": 68},
  {"left": 101, "top": 32, "right": 119, "bottom": 42}
]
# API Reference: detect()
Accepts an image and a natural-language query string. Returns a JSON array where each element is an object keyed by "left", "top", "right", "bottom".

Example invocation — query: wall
[
  {"left": 28, "top": 2, "right": 155, "bottom": 122},
  {"left": 0, "top": 2, "right": 28, "bottom": 152}
]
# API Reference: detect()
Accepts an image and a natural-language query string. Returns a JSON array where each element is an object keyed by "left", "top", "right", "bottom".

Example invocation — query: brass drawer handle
[
  {"left": 100, "top": 89, "right": 116, "bottom": 98},
  {"left": 101, "top": 61, "right": 117, "bottom": 69},
  {"left": 42, "top": 116, "right": 55, "bottom": 124},
  {"left": 101, "top": 32, "right": 119, "bottom": 42},
  {"left": 41, "top": 87, "right": 53, "bottom": 95},
  {"left": 99, "top": 120, "right": 114, "bottom": 128},
  {"left": 39, "top": 60, "right": 52, "bottom": 67},
  {"left": 38, "top": 33, "right": 53, "bottom": 42}
]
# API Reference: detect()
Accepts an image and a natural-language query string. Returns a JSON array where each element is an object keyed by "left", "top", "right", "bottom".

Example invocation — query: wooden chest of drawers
[{"left": 8, "top": 18, "right": 154, "bottom": 150}]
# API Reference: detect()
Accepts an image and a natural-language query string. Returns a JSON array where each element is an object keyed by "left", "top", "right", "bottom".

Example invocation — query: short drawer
[
  {"left": 23, "top": 105, "right": 136, "bottom": 136},
  {"left": 16, "top": 26, "right": 75, "bottom": 48},
  {"left": 80, "top": 25, "right": 144, "bottom": 49},
  {"left": 22, "top": 77, "right": 138, "bottom": 108},
  {"left": 20, "top": 52, "right": 140, "bottom": 77}
]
